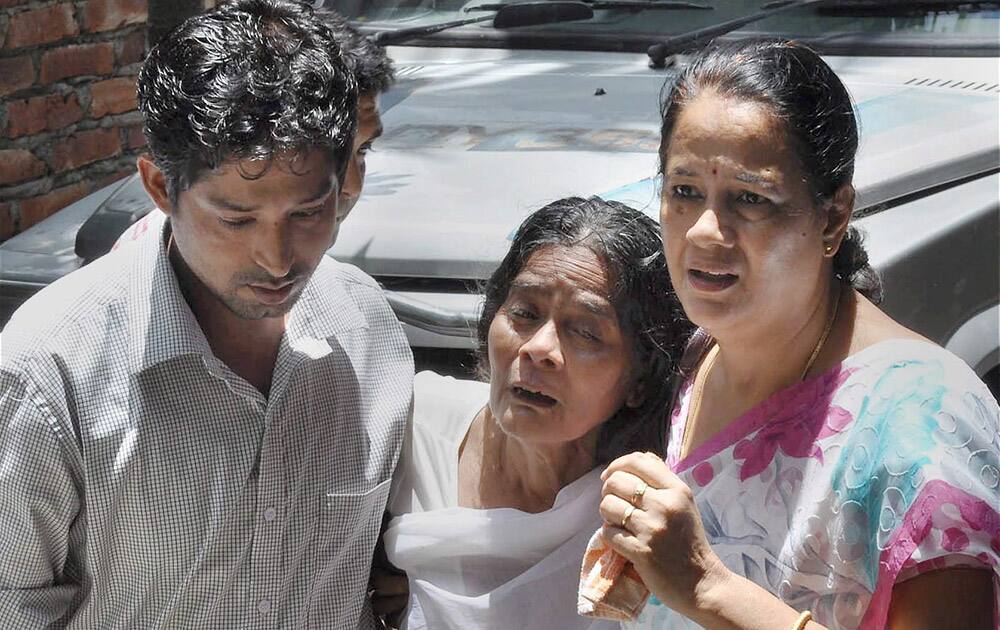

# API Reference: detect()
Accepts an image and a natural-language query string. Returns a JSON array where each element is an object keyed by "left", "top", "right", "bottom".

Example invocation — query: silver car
[{"left": 1, "top": 1, "right": 997, "bottom": 396}]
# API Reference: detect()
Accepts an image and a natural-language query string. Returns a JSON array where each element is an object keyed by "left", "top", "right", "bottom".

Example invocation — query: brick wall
[{"left": 0, "top": 0, "right": 149, "bottom": 242}]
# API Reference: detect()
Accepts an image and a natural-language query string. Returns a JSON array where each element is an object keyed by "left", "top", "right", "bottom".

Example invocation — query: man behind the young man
[
  {"left": 319, "top": 9, "right": 392, "bottom": 224},
  {"left": 0, "top": 1, "right": 412, "bottom": 627}
]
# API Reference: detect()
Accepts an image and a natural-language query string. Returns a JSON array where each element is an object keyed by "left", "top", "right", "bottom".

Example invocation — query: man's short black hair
[
  {"left": 317, "top": 9, "right": 395, "bottom": 95},
  {"left": 137, "top": 0, "right": 358, "bottom": 202}
]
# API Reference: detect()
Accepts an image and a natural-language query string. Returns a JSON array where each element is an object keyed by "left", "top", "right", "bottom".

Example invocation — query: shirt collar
[
  {"left": 125, "top": 217, "right": 215, "bottom": 374},
  {"left": 286, "top": 255, "right": 367, "bottom": 342},
  {"left": 125, "top": 216, "right": 367, "bottom": 374}
]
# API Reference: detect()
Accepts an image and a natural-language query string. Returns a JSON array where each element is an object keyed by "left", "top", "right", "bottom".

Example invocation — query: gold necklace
[
  {"left": 680, "top": 343, "right": 720, "bottom": 459},
  {"left": 680, "top": 283, "right": 842, "bottom": 459},
  {"left": 798, "top": 283, "right": 841, "bottom": 381}
]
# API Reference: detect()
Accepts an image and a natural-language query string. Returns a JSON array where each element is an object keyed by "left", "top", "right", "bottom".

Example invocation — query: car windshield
[{"left": 320, "top": 0, "right": 999, "bottom": 53}]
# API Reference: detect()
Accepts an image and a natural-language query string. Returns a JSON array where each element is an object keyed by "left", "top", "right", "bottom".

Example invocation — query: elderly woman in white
[{"left": 375, "top": 197, "right": 692, "bottom": 629}]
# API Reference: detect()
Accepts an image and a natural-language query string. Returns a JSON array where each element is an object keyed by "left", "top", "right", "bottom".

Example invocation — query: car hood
[
  {"left": 329, "top": 47, "right": 999, "bottom": 279},
  {"left": 2, "top": 48, "right": 996, "bottom": 287}
]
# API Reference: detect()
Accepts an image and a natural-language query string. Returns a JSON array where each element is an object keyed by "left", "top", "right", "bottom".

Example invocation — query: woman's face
[
  {"left": 487, "top": 244, "right": 637, "bottom": 447},
  {"left": 660, "top": 92, "right": 831, "bottom": 338}
]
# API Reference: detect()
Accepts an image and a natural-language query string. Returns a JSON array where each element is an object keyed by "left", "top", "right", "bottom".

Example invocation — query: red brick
[
  {"left": 118, "top": 29, "right": 146, "bottom": 65},
  {"left": 89, "top": 76, "right": 137, "bottom": 118},
  {"left": 5, "top": 98, "right": 44, "bottom": 137},
  {"left": 51, "top": 128, "right": 122, "bottom": 172},
  {"left": 40, "top": 42, "right": 115, "bottom": 83},
  {"left": 6, "top": 92, "right": 84, "bottom": 137},
  {"left": 4, "top": 3, "right": 78, "bottom": 50},
  {"left": 43, "top": 92, "right": 85, "bottom": 132},
  {"left": 0, "top": 55, "right": 35, "bottom": 97},
  {"left": 84, "top": 0, "right": 147, "bottom": 33},
  {"left": 0, "top": 202, "right": 14, "bottom": 241},
  {"left": 125, "top": 123, "right": 146, "bottom": 149},
  {"left": 0, "top": 149, "right": 46, "bottom": 186},
  {"left": 19, "top": 181, "right": 92, "bottom": 229}
]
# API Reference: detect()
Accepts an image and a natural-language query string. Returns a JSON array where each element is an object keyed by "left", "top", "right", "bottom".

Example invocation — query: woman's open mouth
[
  {"left": 688, "top": 269, "right": 739, "bottom": 292},
  {"left": 512, "top": 386, "right": 557, "bottom": 407}
]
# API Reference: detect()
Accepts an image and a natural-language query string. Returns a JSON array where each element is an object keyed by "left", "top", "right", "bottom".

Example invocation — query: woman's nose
[
  {"left": 686, "top": 207, "right": 734, "bottom": 249},
  {"left": 519, "top": 319, "right": 564, "bottom": 368}
]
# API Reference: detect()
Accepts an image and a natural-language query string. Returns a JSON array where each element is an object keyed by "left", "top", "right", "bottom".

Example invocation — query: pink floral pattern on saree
[
  {"left": 629, "top": 340, "right": 1000, "bottom": 630},
  {"left": 731, "top": 368, "right": 854, "bottom": 481}
]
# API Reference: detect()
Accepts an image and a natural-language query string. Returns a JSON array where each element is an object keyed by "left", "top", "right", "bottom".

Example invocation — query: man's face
[
  {"left": 158, "top": 150, "right": 341, "bottom": 320},
  {"left": 337, "top": 92, "right": 383, "bottom": 221}
]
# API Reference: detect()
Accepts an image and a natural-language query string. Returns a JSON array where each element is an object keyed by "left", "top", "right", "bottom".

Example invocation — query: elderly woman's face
[
  {"left": 659, "top": 93, "right": 828, "bottom": 337},
  {"left": 487, "top": 244, "right": 636, "bottom": 447}
]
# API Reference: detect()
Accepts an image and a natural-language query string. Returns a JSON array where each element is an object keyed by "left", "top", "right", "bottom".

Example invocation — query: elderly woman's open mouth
[
  {"left": 512, "top": 385, "right": 558, "bottom": 407},
  {"left": 688, "top": 268, "right": 739, "bottom": 292}
]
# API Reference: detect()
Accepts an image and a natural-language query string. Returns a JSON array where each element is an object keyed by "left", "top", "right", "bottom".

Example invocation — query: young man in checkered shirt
[{"left": 0, "top": 1, "right": 412, "bottom": 627}]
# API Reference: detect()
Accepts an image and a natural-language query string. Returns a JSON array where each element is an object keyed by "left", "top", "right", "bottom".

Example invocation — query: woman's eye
[
  {"left": 671, "top": 185, "right": 700, "bottom": 199},
  {"left": 357, "top": 143, "right": 375, "bottom": 156},
  {"left": 506, "top": 305, "right": 536, "bottom": 321},
  {"left": 737, "top": 191, "right": 767, "bottom": 205},
  {"left": 576, "top": 327, "right": 601, "bottom": 342}
]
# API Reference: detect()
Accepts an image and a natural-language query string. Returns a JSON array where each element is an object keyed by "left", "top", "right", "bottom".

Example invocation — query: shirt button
[
  {"left": 258, "top": 598, "right": 272, "bottom": 614},
  {"left": 263, "top": 508, "right": 277, "bottom": 522}
]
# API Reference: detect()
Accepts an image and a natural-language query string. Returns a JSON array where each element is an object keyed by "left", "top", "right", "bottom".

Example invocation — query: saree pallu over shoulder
[
  {"left": 386, "top": 468, "right": 619, "bottom": 630},
  {"left": 629, "top": 339, "right": 1000, "bottom": 629}
]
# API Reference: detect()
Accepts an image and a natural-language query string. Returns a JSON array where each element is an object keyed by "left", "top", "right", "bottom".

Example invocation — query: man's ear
[
  {"left": 821, "top": 183, "right": 854, "bottom": 258},
  {"left": 137, "top": 155, "right": 175, "bottom": 217}
]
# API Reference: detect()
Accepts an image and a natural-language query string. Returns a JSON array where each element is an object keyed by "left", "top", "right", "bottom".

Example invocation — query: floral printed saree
[{"left": 628, "top": 339, "right": 1000, "bottom": 629}]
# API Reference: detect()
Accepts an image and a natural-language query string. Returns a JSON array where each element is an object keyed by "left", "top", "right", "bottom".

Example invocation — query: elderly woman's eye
[
  {"left": 576, "top": 327, "right": 601, "bottom": 342},
  {"left": 507, "top": 305, "right": 536, "bottom": 320}
]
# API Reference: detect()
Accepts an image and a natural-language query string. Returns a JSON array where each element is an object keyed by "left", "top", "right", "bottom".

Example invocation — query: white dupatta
[{"left": 384, "top": 468, "right": 618, "bottom": 630}]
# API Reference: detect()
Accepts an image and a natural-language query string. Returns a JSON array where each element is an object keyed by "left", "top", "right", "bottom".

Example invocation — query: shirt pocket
[{"left": 307, "top": 479, "right": 392, "bottom": 628}]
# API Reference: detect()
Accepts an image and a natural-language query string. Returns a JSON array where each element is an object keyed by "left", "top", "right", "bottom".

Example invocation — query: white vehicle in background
[{"left": 0, "top": 0, "right": 997, "bottom": 395}]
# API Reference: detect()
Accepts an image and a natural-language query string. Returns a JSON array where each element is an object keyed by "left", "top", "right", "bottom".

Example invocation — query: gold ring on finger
[
  {"left": 630, "top": 480, "right": 647, "bottom": 506},
  {"left": 621, "top": 504, "right": 636, "bottom": 530}
]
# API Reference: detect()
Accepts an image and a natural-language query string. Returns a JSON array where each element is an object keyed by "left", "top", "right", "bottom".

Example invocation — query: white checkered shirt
[{"left": 0, "top": 217, "right": 413, "bottom": 628}]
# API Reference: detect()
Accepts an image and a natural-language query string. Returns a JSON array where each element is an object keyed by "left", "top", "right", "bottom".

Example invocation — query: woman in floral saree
[{"left": 587, "top": 39, "right": 999, "bottom": 629}]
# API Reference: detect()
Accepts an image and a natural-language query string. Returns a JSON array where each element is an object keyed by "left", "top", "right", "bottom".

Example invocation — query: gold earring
[{"left": 824, "top": 244, "right": 833, "bottom": 254}]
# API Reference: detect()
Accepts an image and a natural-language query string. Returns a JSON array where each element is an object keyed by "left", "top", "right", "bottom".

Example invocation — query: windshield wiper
[
  {"left": 647, "top": 0, "right": 825, "bottom": 67},
  {"left": 468, "top": 0, "right": 713, "bottom": 11},
  {"left": 647, "top": 0, "right": 997, "bottom": 66},
  {"left": 369, "top": 1, "right": 594, "bottom": 45},
  {"left": 803, "top": 0, "right": 999, "bottom": 14}
]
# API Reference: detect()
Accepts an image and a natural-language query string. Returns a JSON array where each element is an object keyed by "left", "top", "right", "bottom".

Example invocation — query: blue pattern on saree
[{"left": 829, "top": 359, "right": 946, "bottom": 586}]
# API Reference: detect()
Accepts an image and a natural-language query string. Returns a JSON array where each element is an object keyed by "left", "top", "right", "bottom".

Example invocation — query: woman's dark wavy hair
[
  {"left": 137, "top": 0, "right": 358, "bottom": 203},
  {"left": 477, "top": 197, "right": 694, "bottom": 462},
  {"left": 658, "top": 38, "right": 882, "bottom": 302}
]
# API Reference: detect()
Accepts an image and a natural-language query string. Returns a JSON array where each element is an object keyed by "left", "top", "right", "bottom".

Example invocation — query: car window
[{"left": 321, "top": 0, "right": 1000, "bottom": 53}]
